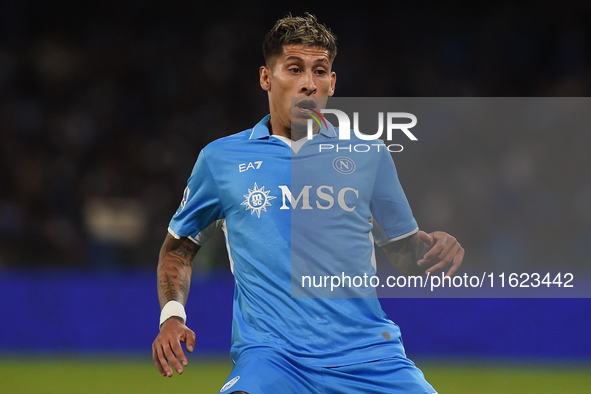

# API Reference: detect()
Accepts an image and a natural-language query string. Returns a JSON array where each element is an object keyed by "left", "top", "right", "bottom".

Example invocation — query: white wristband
[{"left": 159, "top": 300, "right": 187, "bottom": 328}]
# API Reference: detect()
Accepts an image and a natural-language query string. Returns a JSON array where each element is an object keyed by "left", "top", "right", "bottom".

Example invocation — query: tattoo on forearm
[
  {"left": 163, "top": 248, "right": 195, "bottom": 268},
  {"left": 386, "top": 233, "right": 431, "bottom": 276},
  {"left": 170, "top": 243, "right": 198, "bottom": 267},
  {"left": 180, "top": 274, "right": 190, "bottom": 297},
  {"left": 158, "top": 269, "right": 192, "bottom": 305},
  {"left": 157, "top": 237, "right": 198, "bottom": 307},
  {"left": 161, "top": 272, "right": 176, "bottom": 302}
]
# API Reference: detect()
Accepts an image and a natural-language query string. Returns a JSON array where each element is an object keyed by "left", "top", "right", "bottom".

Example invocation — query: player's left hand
[
  {"left": 152, "top": 318, "right": 196, "bottom": 377},
  {"left": 416, "top": 230, "right": 464, "bottom": 277}
]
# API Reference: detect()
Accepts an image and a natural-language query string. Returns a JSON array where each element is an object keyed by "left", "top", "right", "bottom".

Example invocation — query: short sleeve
[
  {"left": 168, "top": 149, "right": 224, "bottom": 241},
  {"left": 370, "top": 148, "right": 418, "bottom": 246}
]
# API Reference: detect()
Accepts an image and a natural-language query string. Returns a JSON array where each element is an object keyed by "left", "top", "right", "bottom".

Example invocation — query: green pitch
[
  {"left": 0, "top": 357, "right": 589, "bottom": 393},
  {"left": 423, "top": 361, "right": 591, "bottom": 394}
]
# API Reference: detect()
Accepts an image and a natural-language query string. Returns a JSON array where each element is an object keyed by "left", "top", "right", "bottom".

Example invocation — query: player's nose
[{"left": 300, "top": 70, "right": 317, "bottom": 95}]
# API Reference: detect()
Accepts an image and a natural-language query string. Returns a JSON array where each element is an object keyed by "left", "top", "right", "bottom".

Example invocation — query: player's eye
[{"left": 289, "top": 67, "right": 301, "bottom": 74}]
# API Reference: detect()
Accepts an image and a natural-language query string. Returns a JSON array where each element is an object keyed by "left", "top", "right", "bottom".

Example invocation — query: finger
[
  {"left": 171, "top": 339, "right": 188, "bottom": 371},
  {"left": 165, "top": 340, "right": 184, "bottom": 375},
  {"left": 186, "top": 329, "right": 196, "bottom": 353},
  {"left": 422, "top": 236, "right": 446, "bottom": 260},
  {"left": 155, "top": 341, "right": 174, "bottom": 377},
  {"left": 428, "top": 239, "right": 457, "bottom": 268},
  {"left": 434, "top": 236, "right": 457, "bottom": 261},
  {"left": 417, "top": 230, "right": 433, "bottom": 246},
  {"left": 152, "top": 342, "right": 167, "bottom": 377},
  {"left": 423, "top": 245, "right": 458, "bottom": 274},
  {"left": 424, "top": 260, "right": 449, "bottom": 275},
  {"left": 416, "top": 256, "right": 434, "bottom": 269},
  {"left": 425, "top": 243, "right": 463, "bottom": 275},
  {"left": 445, "top": 247, "right": 465, "bottom": 277}
]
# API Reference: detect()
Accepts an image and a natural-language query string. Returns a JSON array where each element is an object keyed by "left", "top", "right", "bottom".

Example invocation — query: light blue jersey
[{"left": 169, "top": 115, "right": 419, "bottom": 367}]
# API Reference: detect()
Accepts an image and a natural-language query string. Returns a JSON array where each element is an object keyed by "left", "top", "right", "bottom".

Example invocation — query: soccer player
[{"left": 152, "top": 13, "right": 464, "bottom": 393}]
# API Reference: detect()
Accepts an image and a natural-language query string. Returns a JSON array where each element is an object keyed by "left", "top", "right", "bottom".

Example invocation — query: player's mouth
[{"left": 295, "top": 99, "right": 318, "bottom": 114}]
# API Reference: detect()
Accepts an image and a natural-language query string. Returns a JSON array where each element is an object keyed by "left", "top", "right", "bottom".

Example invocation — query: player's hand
[
  {"left": 152, "top": 318, "right": 196, "bottom": 377},
  {"left": 416, "top": 230, "right": 464, "bottom": 277}
]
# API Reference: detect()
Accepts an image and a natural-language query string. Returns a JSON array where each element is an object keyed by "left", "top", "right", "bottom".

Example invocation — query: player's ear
[
  {"left": 260, "top": 65, "right": 271, "bottom": 91},
  {"left": 328, "top": 71, "right": 336, "bottom": 97}
]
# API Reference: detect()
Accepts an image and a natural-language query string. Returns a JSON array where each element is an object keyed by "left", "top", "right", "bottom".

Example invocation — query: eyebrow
[{"left": 284, "top": 56, "right": 330, "bottom": 65}]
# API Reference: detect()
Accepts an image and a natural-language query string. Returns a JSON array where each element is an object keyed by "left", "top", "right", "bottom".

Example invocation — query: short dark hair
[{"left": 262, "top": 13, "right": 337, "bottom": 67}]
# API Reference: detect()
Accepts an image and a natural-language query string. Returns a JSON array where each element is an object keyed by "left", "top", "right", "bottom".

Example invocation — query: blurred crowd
[{"left": 1, "top": 1, "right": 590, "bottom": 271}]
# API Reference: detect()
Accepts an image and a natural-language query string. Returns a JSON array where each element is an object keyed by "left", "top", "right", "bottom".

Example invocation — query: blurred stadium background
[{"left": 1, "top": 1, "right": 590, "bottom": 392}]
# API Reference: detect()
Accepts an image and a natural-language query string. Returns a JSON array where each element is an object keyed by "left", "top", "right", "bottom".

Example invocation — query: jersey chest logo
[
  {"left": 332, "top": 156, "right": 356, "bottom": 174},
  {"left": 241, "top": 182, "right": 276, "bottom": 218}
]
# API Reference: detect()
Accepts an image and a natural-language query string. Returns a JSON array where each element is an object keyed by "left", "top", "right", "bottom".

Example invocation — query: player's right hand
[{"left": 152, "top": 318, "right": 196, "bottom": 377}]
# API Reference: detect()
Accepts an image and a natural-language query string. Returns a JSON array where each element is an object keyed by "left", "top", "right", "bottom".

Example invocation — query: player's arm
[
  {"left": 152, "top": 232, "right": 200, "bottom": 377},
  {"left": 383, "top": 230, "right": 464, "bottom": 277}
]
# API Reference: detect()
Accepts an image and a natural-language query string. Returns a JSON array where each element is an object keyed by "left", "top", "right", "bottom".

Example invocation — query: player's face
[{"left": 260, "top": 44, "right": 336, "bottom": 138}]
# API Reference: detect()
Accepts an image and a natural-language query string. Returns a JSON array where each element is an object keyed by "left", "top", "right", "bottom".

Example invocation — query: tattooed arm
[
  {"left": 383, "top": 230, "right": 464, "bottom": 277},
  {"left": 157, "top": 233, "right": 199, "bottom": 309},
  {"left": 153, "top": 233, "right": 200, "bottom": 377}
]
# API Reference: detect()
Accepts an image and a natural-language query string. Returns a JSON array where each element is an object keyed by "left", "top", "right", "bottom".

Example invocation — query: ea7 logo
[
  {"left": 239, "top": 161, "right": 263, "bottom": 172},
  {"left": 278, "top": 185, "right": 359, "bottom": 212}
]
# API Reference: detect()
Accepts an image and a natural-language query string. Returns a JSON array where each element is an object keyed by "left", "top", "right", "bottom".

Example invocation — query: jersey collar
[{"left": 249, "top": 114, "right": 337, "bottom": 140}]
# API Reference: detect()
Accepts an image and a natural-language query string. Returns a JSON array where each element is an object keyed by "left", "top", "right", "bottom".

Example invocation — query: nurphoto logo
[{"left": 297, "top": 103, "right": 418, "bottom": 153}]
